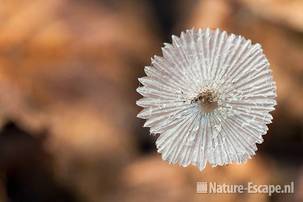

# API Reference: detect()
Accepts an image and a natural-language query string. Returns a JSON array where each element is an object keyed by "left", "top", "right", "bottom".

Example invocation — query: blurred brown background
[{"left": 0, "top": 0, "right": 302, "bottom": 202}]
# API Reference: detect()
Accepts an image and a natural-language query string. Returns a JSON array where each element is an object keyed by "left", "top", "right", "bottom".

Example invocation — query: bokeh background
[{"left": 0, "top": 0, "right": 302, "bottom": 201}]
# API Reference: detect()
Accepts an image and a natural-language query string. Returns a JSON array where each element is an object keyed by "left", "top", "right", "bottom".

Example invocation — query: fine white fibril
[{"left": 136, "top": 28, "right": 277, "bottom": 171}]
